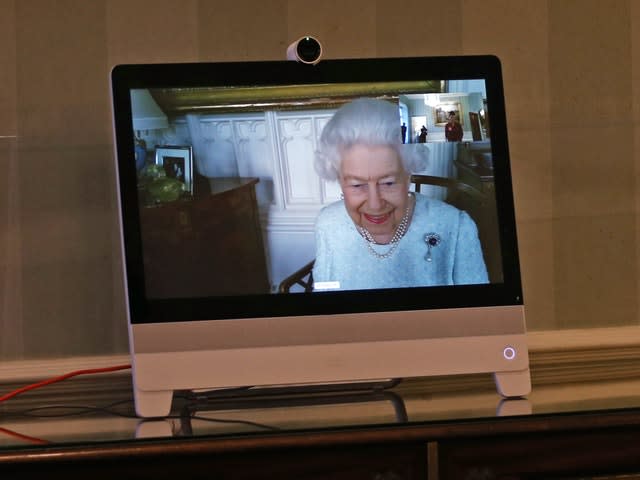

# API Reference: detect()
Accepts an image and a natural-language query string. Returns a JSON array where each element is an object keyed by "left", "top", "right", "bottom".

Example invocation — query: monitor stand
[
  {"left": 494, "top": 368, "right": 532, "bottom": 398},
  {"left": 132, "top": 368, "right": 531, "bottom": 419},
  {"left": 136, "top": 379, "right": 407, "bottom": 439},
  {"left": 134, "top": 376, "right": 533, "bottom": 439}
]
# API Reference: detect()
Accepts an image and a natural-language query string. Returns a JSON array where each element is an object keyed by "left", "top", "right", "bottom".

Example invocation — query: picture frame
[
  {"left": 154, "top": 145, "right": 194, "bottom": 194},
  {"left": 434, "top": 102, "right": 462, "bottom": 126}
]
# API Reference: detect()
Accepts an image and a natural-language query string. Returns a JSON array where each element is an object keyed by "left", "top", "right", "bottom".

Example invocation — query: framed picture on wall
[
  {"left": 155, "top": 145, "right": 194, "bottom": 194},
  {"left": 434, "top": 103, "right": 462, "bottom": 126}
]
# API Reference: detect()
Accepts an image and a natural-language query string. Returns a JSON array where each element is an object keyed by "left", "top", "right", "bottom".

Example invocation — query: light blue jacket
[{"left": 313, "top": 193, "right": 489, "bottom": 290}]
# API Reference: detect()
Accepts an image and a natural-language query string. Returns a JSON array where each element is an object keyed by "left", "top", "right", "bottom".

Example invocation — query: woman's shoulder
[
  {"left": 316, "top": 200, "right": 349, "bottom": 226},
  {"left": 414, "top": 192, "right": 461, "bottom": 217},
  {"left": 318, "top": 200, "right": 345, "bottom": 215},
  {"left": 413, "top": 194, "right": 479, "bottom": 236}
]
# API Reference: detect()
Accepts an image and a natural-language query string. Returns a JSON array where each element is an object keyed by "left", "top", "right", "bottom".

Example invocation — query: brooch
[{"left": 424, "top": 233, "right": 441, "bottom": 262}]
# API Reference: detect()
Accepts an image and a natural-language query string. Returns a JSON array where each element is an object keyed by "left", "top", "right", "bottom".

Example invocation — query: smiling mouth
[{"left": 363, "top": 212, "right": 391, "bottom": 225}]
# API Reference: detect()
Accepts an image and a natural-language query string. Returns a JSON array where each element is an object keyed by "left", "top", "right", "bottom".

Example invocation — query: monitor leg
[
  {"left": 496, "top": 398, "right": 532, "bottom": 416},
  {"left": 136, "top": 419, "right": 174, "bottom": 438},
  {"left": 134, "top": 386, "right": 174, "bottom": 418},
  {"left": 493, "top": 367, "right": 531, "bottom": 398}
]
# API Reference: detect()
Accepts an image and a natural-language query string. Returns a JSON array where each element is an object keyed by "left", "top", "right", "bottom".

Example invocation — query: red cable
[
  {"left": 0, "top": 364, "right": 131, "bottom": 403},
  {"left": 0, "top": 427, "right": 49, "bottom": 445}
]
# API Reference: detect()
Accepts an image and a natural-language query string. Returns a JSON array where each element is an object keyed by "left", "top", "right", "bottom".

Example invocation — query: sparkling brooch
[{"left": 424, "top": 233, "right": 441, "bottom": 262}]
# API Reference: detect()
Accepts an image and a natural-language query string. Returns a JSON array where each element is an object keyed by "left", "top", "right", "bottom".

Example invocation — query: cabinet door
[
  {"left": 190, "top": 443, "right": 429, "bottom": 480},
  {"left": 438, "top": 427, "right": 640, "bottom": 479}
]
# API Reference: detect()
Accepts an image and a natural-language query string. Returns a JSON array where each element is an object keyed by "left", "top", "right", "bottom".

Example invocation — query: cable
[
  {"left": 0, "top": 364, "right": 285, "bottom": 444},
  {"left": 10, "top": 404, "right": 280, "bottom": 431},
  {"left": 17, "top": 402, "right": 137, "bottom": 419},
  {"left": 0, "top": 364, "right": 131, "bottom": 404},
  {"left": 0, "top": 427, "right": 48, "bottom": 445}
]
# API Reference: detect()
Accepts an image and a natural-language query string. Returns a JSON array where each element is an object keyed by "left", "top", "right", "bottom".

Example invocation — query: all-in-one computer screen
[{"left": 111, "top": 55, "right": 530, "bottom": 417}]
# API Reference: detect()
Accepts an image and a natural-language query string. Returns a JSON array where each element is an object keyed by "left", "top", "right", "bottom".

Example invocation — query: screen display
[{"left": 112, "top": 57, "right": 522, "bottom": 323}]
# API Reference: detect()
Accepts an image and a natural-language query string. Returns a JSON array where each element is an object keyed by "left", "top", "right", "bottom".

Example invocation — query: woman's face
[{"left": 339, "top": 144, "right": 411, "bottom": 243}]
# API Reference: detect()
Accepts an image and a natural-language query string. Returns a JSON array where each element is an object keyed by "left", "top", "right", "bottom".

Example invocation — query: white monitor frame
[
  {"left": 127, "top": 308, "right": 529, "bottom": 417},
  {"left": 111, "top": 56, "right": 530, "bottom": 418}
]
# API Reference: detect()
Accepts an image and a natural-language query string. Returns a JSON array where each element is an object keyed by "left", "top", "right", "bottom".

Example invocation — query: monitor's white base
[
  {"left": 496, "top": 397, "right": 533, "bottom": 416},
  {"left": 133, "top": 369, "right": 532, "bottom": 419},
  {"left": 494, "top": 368, "right": 531, "bottom": 398},
  {"left": 128, "top": 306, "right": 530, "bottom": 418},
  {"left": 134, "top": 387, "right": 175, "bottom": 419},
  {"left": 136, "top": 418, "right": 174, "bottom": 438},
  {"left": 130, "top": 339, "right": 531, "bottom": 417}
]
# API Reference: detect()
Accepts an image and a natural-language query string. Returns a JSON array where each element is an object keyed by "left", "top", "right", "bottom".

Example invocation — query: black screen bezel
[{"left": 110, "top": 55, "right": 523, "bottom": 324}]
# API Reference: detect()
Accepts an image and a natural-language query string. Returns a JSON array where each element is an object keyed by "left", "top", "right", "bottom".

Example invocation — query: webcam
[{"left": 286, "top": 36, "right": 323, "bottom": 65}]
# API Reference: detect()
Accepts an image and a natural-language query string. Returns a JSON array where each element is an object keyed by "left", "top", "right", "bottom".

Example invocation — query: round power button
[{"left": 503, "top": 346, "right": 516, "bottom": 360}]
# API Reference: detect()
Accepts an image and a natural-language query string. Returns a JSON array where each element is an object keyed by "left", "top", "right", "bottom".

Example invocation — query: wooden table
[{"left": 1, "top": 371, "right": 639, "bottom": 479}]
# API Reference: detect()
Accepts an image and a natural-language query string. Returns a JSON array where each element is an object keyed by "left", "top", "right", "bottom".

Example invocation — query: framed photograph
[
  {"left": 434, "top": 102, "right": 462, "bottom": 126},
  {"left": 155, "top": 145, "right": 194, "bottom": 194}
]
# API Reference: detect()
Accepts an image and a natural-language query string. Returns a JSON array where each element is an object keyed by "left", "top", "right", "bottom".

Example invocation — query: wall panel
[
  {"left": 461, "top": 0, "right": 555, "bottom": 329},
  {"left": 633, "top": 0, "right": 640, "bottom": 323},
  {"left": 0, "top": 0, "right": 17, "bottom": 136},
  {"left": 1, "top": 0, "right": 640, "bottom": 360},
  {"left": 106, "top": 0, "right": 199, "bottom": 65},
  {"left": 0, "top": 2, "right": 20, "bottom": 357},
  {"left": 198, "top": 0, "right": 288, "bottom": 61},
  {"left": 15, "top": 1, "right": 119, "bottom": 357},
  {"left": 549, "top": 0, "right": 636, "bottom": 328},
  {"left": 377, "top": 0, "right": 463, "bottom": 57}
]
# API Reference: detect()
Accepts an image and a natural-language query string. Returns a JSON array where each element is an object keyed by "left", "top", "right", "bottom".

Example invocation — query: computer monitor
[{"left": 111, "top": 55, "right": 530, "bottom": 418}]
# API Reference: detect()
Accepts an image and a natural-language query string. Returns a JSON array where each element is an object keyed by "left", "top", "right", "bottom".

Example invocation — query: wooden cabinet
[
  {"left": 139, "top": 177, "right": 269, "bottom": 298},
  {"left": 0, "top": 441, "right": 428, "bottom": 480},
  {"left": 3, "top": 413, "right": 640, "bottom": 479},
  {"left": 2, "top": 373, "right": 640, "bottom": 479},
  {"left": 438, "top": 420, "right": 640, "bottom": 479}
]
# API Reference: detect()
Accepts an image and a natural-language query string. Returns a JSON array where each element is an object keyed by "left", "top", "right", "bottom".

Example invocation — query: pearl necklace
[{"left": 357, "top": 193, "right": 413, "bottom": 259}]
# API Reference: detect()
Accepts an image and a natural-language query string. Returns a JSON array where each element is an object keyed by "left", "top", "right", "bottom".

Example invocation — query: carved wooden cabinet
[{"left": 139, "top": 177, "right": 269, "bottom": 298}]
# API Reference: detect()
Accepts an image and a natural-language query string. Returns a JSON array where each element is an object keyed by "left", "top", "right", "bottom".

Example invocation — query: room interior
[
  {"left": 1, "top": 1, "right": 640, "bottom": 478},
  {"left": 131, "top": 82, "right": 486, "bottom": 292}
]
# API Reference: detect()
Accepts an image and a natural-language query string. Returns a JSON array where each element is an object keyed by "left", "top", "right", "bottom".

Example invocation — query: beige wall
[{"left": 1, "top": 0, "right": 639, "bottom": 360}]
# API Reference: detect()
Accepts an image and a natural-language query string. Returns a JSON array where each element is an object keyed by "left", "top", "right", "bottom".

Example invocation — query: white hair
[{"left": 314, "top": 98, "right": 427, "bottom": 181}]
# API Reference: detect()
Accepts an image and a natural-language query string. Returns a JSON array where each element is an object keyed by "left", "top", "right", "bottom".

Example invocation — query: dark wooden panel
[
  {"left": 0, "top": 441, "right": 427, "bottom": 480},
  {"left": 438, "top": 425, "right": 640, "bottom": 479},
  {"left": 140, "top": 177, "right": 269, "bottom": 297}
]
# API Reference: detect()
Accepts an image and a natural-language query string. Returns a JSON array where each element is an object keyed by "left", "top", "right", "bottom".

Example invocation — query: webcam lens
[{"left": 297, "top": 37, "right": 321, "bottom": 62}]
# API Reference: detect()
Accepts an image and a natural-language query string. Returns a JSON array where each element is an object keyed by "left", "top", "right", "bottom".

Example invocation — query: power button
[{"left": 503, "top": 346, "right": 516, "bottom": 360}]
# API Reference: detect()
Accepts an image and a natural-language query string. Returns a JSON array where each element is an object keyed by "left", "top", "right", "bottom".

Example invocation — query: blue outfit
[{"left": 313, "top": 193, "right": 488, "bottom": 290}]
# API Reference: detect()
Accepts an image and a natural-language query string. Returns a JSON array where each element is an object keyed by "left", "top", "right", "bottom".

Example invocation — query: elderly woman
[{"left": 312, "top": 98, "right": 488, "bottom": 291}]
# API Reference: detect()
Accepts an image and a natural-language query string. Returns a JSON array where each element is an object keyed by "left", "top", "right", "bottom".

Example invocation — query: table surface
[{"left": 1, "top": 368, "right": 639, "bottom": 452}]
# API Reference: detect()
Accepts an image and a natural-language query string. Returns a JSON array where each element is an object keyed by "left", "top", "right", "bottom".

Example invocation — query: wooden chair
[
  {"left": 278, "top": 260, "right": 315, "bottom": 293},
  {"left": 410, "top": 174, "right": 487, "bottom": 206}
]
